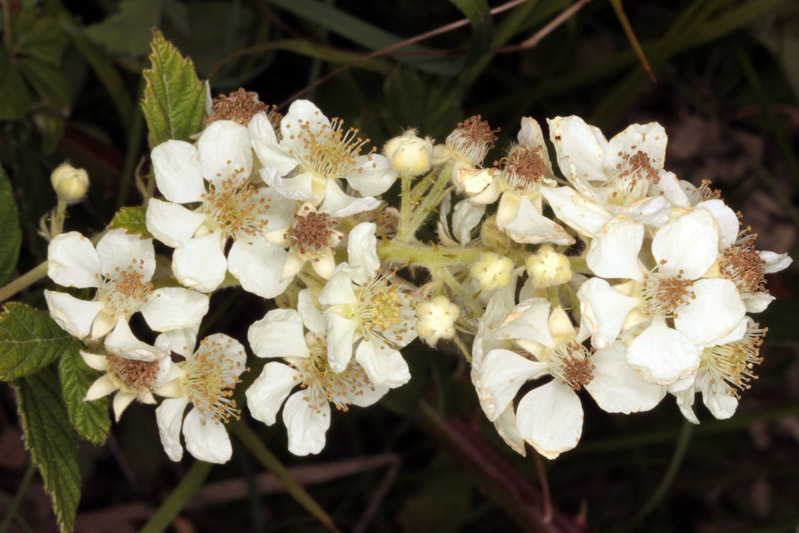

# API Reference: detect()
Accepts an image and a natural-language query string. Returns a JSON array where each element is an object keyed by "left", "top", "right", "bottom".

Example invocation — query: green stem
[
  {"left": 441, "top": 268, "right": 482, "bottom": 318},
  {"left": 140, "top": 461, "right": 213, "bottom": 533},
  {"left": 0, "top": 463, "right": 34, "bottom": 533},
  {"left": 0, "top": 261, "right": 48, "bottom": 304},
  {"left": 398, "top": 176, "right": 413, "bottom": 241},
  {"left": 116, "top": 101, "right": 145, "bottom": 209},
  {"left": 626, "top": 419, "right": 694, "bottom": 528},
  {"left": 377, "top": 241, "right": 482, "bottom": 269},
  {"left": 406, "top": 161, "right": 454, "bottom": 238},
  {"left": 229, "top": 420, "right": 339, "bottom": 532}
]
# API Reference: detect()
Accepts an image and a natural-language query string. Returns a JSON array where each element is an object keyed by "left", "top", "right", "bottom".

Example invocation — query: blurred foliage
[{"left": 1, "top": 0, "right": 798, "bottom": 531}]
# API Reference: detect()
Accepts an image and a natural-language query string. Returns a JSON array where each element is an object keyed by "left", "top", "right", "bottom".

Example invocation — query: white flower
[
  {"left": 155, "top": 332, "right": 247, "bottom": 464},
  {"left": 319, "top": 222, "right": 416, "bottom": 387},
  {"left": 45, "top": 229, "right": 209, "bottom": 339},
  {"left": 436, "top": 192, "right": 485, "bottom": 247},
  {"left": 463, "top": 118, "right": 574, "bottom": 246},
  {"left": 145, "top": 119, "right": 297, "bottom": 296},
  {"left": 542, "top": 116, "right": 674, "bottom": 237},
  {"left": 416, "top": 295, "right": 459, "bottom": 346},
  {"left": 471, "top": 298, "right": 664, "bottom": 459},
  {"left": 471, "top": 252, "right": 514, "bottom": 291},
  {"left": 80, "top": 320, "right": 179, "bottom": 421},
  {"left": 432, "top": 115, "right": 499, "bottom": 189},
  {"left": 246, "top": 290, "right": 388, "bottom": 455},
  {"left": 674, "top": 318, "right": 765, "bottom": 423},
  {"left": 525, "top": 244, "right": 572, "bottom": 288},
  {"left": 248, "top": 100, "right": 393, "bottom": 217},
  {"left": 578, "top": 209, "right": 746, "bottom": 385}
]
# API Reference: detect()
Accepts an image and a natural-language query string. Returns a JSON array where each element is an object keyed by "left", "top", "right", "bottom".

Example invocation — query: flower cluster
[{"left": 45, "top": 90, "right": 791, "bottom": 462}]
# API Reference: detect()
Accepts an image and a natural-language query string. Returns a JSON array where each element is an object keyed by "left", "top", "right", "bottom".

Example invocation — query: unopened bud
[
  {"left": 471, "top": 252, "right": 514, "bottom": 291},
  {"left": 384, "top": 130, "right": 433, "bottom": 177},
  {"left": 416, "top": 295, "right": 459, "bottom": 346},
  {"left": 526, "top": 244, "right": 572, "bottom": 287},
  {"left": 51, "top": 163, "right": 89, "bottom": 204}
]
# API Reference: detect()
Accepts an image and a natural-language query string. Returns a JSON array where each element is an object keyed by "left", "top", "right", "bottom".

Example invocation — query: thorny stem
[
  {"left": 377, "top": 240, "right": 483, "bottom": 269},
  {"left": 451, "top": 332, "right": 472, "bottom": 363},
  {"left": 406, "top": 161, "right": 454, "bottom": 239},
  {"left": 441, "top": 268, "right": 482, "bottom": 318},
  {"left": 398, "top": 174, "right": 413, "bottom": 241}
]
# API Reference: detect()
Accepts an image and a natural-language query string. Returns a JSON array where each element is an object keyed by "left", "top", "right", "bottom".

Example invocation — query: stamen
[
  {"left": 495, "top": 145, "right": 547, "bottom": 194},
  {"left": 208, "top": 88, "right": 271, "bottom": 126},
  {"left": 286, "top": 116, "right": 374, "bottom": 181},
  {"left": 446, "top": 115, "right": 499, "bottom": 164},
  {"left": 719, "top": 228, "right": 766, "bottom": 295},
  {"left": 701, "top": 322, "right": 766, "bottom": 399},
  {"left": 185, "top": 337, "right": 245, "bottom": 424},
  {"left": 548, "top": 341, "right": 595, "bottom": 391},
  {"left": 286, "top": 205, "right": 337, "bottom": 255},
  {"left": 290, "top": 335, "right": 376, "bottom": 413},
  {"left": 97, "top": 259, "right": 153, "bottom": 319},
  {"left": 640, "top": 266, "right": 695, "bottom": 318},
  {"left": 355, "top": 267, "right": 415, "bottom": 347},
  {"left": 607, "top": 149, "right": 658, "bottom": 206},
  {"left": 200, "top": 171, "right": 270, "bottom": 242},
  {"left": 108, "top": 357, "right": 160, "bottom": 393}
]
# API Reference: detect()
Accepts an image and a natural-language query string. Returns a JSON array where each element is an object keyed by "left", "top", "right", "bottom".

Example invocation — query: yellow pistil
[{"left": 355, "top": 268, "right": 414, "bottom": 346}]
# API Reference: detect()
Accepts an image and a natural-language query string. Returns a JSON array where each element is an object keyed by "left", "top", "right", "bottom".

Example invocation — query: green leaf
[
  {"left": 0, "top": 51, "right": 34, "bottom": 121},
  {"left": 85, "top": 0, "right": 165, "bottom": 57},
  {"left": 12, "top": 15, "right": 67, "bottom": 66},
  {"left": 0, "top": 303, "right": 78, "bottom": 382},
  {"left": 15, "top": 369, "right": 81, "bottom": 533},
  {"left": 58, "top": 344, "right": 110, "bottom": 445},
  {"left": 16, "top": 57, "right": 70, "bottom": 109},
  {"left": 141, "top": 29, "right": 206, "bottom": 147},
  {"left": 0, "top": 165, "right": 22, "bottom": 286},
  {"left": 449, "top": 0, "right": 493, "bottom": 67},
  {"left": 109, "top": 206, "right": 153, "bottom": 239}
]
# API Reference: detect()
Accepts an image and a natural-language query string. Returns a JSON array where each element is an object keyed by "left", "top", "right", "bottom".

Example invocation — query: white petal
[
  {"left": 652, "top": 171, "right": 691, "bottom": 208},
  {"left": 504, "top": 196, "right": 575, "bottom": 245},
  {"left": 586, "top": 217, "right": 644, "bottom": 281},
  {"left": 172, "top": 233, "right": 227, "bottom": 292},
  {"left": 744, "top": 292, "right": 774, "bottom": 313},
  {"left": 325, "top": 313, "right": 358, "bottom": 373},
  {"left": 493, "top": 404, "right": 527, "bottom": 457},
  {"left": 198, "top": 120, "right": 252, "bottom": 185},
  {"left": 586, "top": 341, "right": 666, "bottom": 413},
  {"left": 347, "top": 154, "right": 398, "bottom": 196},
  {"left": 198, "top": 333, "right": 247, "bottom": 379},
  {"left": 246, "top": 362, "right": 300, "bottom": 425},
  {"left": 310, "top": 253, "right": 336, "bottom": 280},
  {"left": 673, "top": 386, "right": 700, "bottom": 424},
  {"left": 260, "top": 167, "right": 314, "bottom": 201},
  {"left": 760, "top": 251, "right": 792, "bottom": 274},
  {"left": 577, "top": 278, "right": 639, "bottom": 349},
  {"left": 145, "top": 198, "right": 206, "bottom": 248},
  {"left": 141, "top": 288, "right": 209, "bottom": 332},
  {"left": 496, "top": 299, "right": 554, "bottom": 347},
  {"left": 698, "top": 373, "right": 738, "bottom": 419},
  {"left": 282, "top": 100, "right": 329, "bottom": 141},
  {"left": 452, "top": 199, "right": 485, "bottom": 245},
  {"left": 105, "top": 319, "right": 161, "bottom": 359},
  {"left": 112, "top": 392, "right": 137, "bottom": 421},
  {"left": 47, "top": 232, "right": 101, "bottom": 288},
  {"left": 96, "top": 229, "right": 155, "bottom": 280},
  {"left": 248, "top": 309, "right": 309, "bottom": 359},
  {"left": 44, "top": 290, "right": 103, "bottom": 339},
  {"left": 696, "top": 199, "right": 739, "bottom": 250},
  {"left": 80, "top": 351, "right": 109, "bottom": 371},
  {"left": 516, "top": 380, "right": 583, "bottom": 459},
  {"left": 298, "top": 289, "right": 326, "bottom": 338},
  {"left": 183, "top": 409, "right": 232, "bottom": 463},
  {"left": 347, "top": 223, "right": 380, "bottom": 283},
  {"left": 151, "top": 140, "right": 205, "bottom": 203},
  {"left": 346, "top": 377, "right": 388, "bottom": 407},
  {"left": 624, "top": 196, "right": 672, "bottom": 228},
  {"left": 249, "top": 112, "right": 298, "bottom": 174},
  {"left": 548, "top": 116, "right": 608, "bottom": 184},
  {"left": 320, "top": 180, "right": 381, "bottom": 218},
  {"left": 355, "top": 340, "right": 410, "bottom": 388},
  {"left": 159, "top": 326, "right": 198, "bottom": 357},
  {"left": 473, "top": 348, "right": 549, "bottom": 421},
  {"left": 674, "top": 278, "right": 745, "bottom": 346},
  {"left": 607, "top": 122, "right": 667, "bottom": 170},
  {"left": 540, "top": 186, "right": 612, "bottom": 237},
  {"left": 319, "top": 265, "right": 358, "bottom": 307},
  {"left": 227, "top": 239, "right": 291, "bottom": 299},
  {"left": 84, "top": 374, "right": 118, "bottom": 401},
  {"left": 627, "top": 317, "right": 700, "bottom": 385},
  {"left": 283, "top": 389, "right": 330, "bottom": 456},
  {"left": 652, "top": 209, "right": 718, "bottom": 278},
  {"left": 156, "top": 396, "right": 189, "bottom": 462}
]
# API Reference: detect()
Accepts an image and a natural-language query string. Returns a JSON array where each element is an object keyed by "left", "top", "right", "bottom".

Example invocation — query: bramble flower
[
  {"left": 248, "top": 100, "right": 394, "bottom": 217},
  {"left": 319, "top": 222, "right": 416, "bottom": 387},
  {"left": 246, "top": 290, "right": 388, "bottom": 455},
  {"left": 146, "top": 119, "right": 299, "bottom": 297},
  {"left": 472, "top": 297, "right": 664, "bottom": 458},
  {"left": 80, "top": 320, "right": 179, "bottom": 421},
  {"left": 384, "top": 129, "right": 433, "bottom": 177},
  {"left": 155, "top": 332, "right": 247, "bottom": 464},
  {"left": 433, "top": 115, "right": 499, "bottom": 189},
  {"left": 50, "top": 163, "right": 89, "bottom": 204},
  {"left": 416, "top": 295, "right": 459, "bottom": 346},
  {"left": 45, "top": 229, "right": 209, "bottom": 339},
  {"left": 471, "top": 252, "right": 514, "bottom": 291},
  {"left": 578, "top": 209, "right": 746, "bottom": 385}
]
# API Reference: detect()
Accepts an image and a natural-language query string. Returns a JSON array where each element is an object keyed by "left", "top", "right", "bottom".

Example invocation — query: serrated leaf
[
  {"left": 109, "top": 206, "right": 153, "bottom": 238},
  {"left": 59, "top": 344, "right": 110, "bottom": 445},
  {"left": 15, "top": 369, "right": 80, "bottom": 533},
  {"left": 141, "top": 29, "right": 206, "bottom": 147},
  {"left": 0, "top": 165, "right": 22, "bottom": 286},
  {"left": 0, "top": 302, "right": 78, "bottom": 382},
  {"left": 85, "top": 0, "right": 164, "bottom": 57}
]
